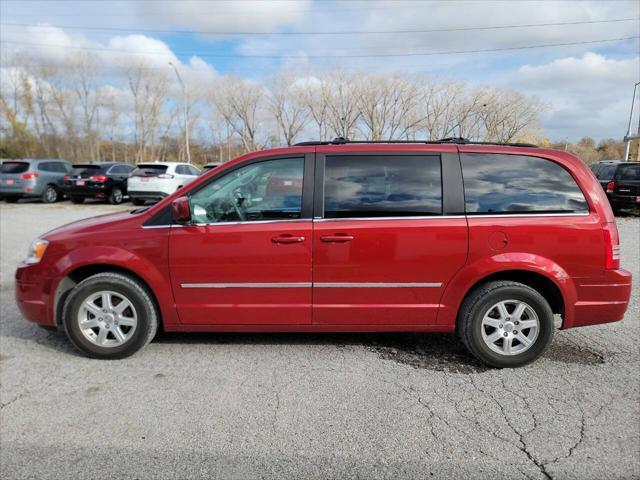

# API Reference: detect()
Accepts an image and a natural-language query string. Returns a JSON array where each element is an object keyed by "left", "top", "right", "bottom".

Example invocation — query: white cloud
[
  {"left": 135, "top": 0, "right": 312, "bottom": 34},
  {"left": 507, "top": 53, "right": 640, "bottom": 140}
]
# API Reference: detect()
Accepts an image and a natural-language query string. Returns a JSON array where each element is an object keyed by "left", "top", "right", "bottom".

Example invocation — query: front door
[
  {"left": 312, "top": 152, "right": 468, "bottom": 326},
  {"left": 169, "top": 155, "right": 314, "bottom": 325}
]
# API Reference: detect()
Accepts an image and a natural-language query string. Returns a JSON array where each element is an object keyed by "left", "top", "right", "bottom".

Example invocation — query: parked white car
[{"left": 128, "top": 162, "right": 200, "bottom": 205}]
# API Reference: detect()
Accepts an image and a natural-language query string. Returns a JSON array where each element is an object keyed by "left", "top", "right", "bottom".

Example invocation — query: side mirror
[{"left": 171, "top": 196, "right": 191, "bottom": 224}]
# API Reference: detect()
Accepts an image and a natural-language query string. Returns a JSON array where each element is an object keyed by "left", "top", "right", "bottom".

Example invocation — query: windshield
[{"left": 0, "top": 162, "right": 30, "bottom": 174}]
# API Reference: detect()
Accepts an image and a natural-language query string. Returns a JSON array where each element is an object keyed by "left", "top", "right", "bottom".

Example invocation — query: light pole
[
  {"left": 169, "top": 62, "right": 191, "bottom": 164},
  {"left": 623, "top": 81, "right": 640, "bottom": 162}
]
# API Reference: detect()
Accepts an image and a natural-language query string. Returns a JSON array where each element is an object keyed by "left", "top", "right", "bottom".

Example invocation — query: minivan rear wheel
[
  {"left": 62, "top": 272, "right": 158, "bottom": 359},
  {"left": 458, "top": 281, "right": 554, "bottom": 368}
]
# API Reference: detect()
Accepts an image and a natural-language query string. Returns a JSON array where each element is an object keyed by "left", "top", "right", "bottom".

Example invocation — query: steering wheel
[{"left": 231, "top": 191, "right": 246, "bottom": 221}]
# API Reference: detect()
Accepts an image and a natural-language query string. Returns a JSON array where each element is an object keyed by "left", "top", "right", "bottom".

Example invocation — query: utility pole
[
  {"left": 168, "top": 62, "right": 191, "bottom": 164},
  {"left": 623, "top": 81, "right": 640, "bottom": 162}
]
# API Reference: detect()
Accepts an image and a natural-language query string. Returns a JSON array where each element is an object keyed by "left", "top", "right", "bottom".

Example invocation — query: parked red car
[{"left": 15, "top": 139, "right": 632, "bottom": 367}]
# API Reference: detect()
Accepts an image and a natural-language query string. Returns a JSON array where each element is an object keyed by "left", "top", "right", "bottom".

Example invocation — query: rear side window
[
  {"left": 132, "top": 164, "right": 168, "bottom": 176},
  {"left": 461, "top": 154, "right": 588, "bottom": 214},
  {"left": 38, "top": 162, "right": 57, "bottom": 172},
  {"left": 323, "top": 155, "right": 442, "bottom": 218},
  {"left": 615, "top": 163, "right": 639, "bottom": 180},
  {"left": 110, "top": 164, "right": 133, "bottom": 174},
  {"left": 0, "top": 162, "right": 29, "bottom": 174}
]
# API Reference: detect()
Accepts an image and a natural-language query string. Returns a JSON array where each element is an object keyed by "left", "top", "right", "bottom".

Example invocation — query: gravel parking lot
[{"left": 1, "top": 203, "right": 638, "bottom": 480}]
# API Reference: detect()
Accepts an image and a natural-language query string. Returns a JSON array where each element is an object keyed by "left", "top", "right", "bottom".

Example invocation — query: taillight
[
  {"left": 89, "top": 175, "right": 108, "bottom": 182},
  {"left": 158, "top": 174, "right": 174, "bottom": 179},
  {"left": 606, "top": 181, "right": 615, "bottom": 193},
  {"left": 603, "top": 222, "right": 620, "bottom": 270},
  {"left": 63, "top": 175, "right": 70, "bottom": 180},
  {"left": 20, "top": 172, "right": 39, "bottom": 180}
]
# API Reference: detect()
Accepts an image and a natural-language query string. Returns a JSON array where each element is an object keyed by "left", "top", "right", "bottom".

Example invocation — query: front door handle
[
  {"left": 272, "top": 234, "right": 305, "bottom": 244},
  {"left": 320, "top": 234, "right": 354, "bottom": 243}
]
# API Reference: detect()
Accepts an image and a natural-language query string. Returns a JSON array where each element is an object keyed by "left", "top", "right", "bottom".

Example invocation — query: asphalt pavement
[{"left": 1, "top": 202, "right": 638, "bottom": 480}]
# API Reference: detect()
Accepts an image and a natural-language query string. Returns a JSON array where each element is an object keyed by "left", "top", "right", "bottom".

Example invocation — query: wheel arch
[
  {"left": 54, "top": 264, "right": 163, "bottom": 328},
  {"left": 455, "top": 270, "right": 565, "bottom": 329},
  {"left": 437, "top": 254, "right": 577, "bottom": 330}
]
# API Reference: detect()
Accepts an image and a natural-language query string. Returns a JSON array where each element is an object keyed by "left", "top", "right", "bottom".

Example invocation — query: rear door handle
[
  {"left": 320, "top": 234, "right": 354, "bottom": 243},
  {"left": 272, "top": 234, "right": 305, "bottom": 244}
]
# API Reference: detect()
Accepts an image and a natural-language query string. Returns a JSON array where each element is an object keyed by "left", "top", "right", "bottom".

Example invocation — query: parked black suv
[
  {"left": 61, "top": 162, "right": 135, "bottom": 204},
  {"left": 590, "top": 161, "right": 640, "bottom": 212}
]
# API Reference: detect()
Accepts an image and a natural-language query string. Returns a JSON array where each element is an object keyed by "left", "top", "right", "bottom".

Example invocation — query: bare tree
[
  {"left": 126, "top": 64, "right": 169, "bottom": 162},
  {"left": 71, "top": 53, "right": 102, "bottom": 161},
  {"left": 268, "top": 71, "right": 309, "bottom": 146},
  {"left": 323, "top": 70, "right": 361, "bottom": 139},
  {"left": 210, "top": 76, "right": 268, "bottom": 152}
]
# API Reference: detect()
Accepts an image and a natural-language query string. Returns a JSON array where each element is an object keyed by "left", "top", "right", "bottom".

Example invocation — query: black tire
[
  {"left": 62, "top": 272, "right": 158, "bottom": 359},
  {"left": 458, "top": 281, "right": 554, "bottom": 368},
  {"left": 70, "top": 196, "right": 85, "bottom": 204},
  {"left": 4, "top": 197, "right": 19, "bottom": 203},
  {"left": 42, "top": 185, "right": 58, "bottom": 203},
  {"left": 108, "top": 187, "right": 124, "bottom": 205},
  {"left": 131, "top": 198, "right": 146, "bottom": 206}
]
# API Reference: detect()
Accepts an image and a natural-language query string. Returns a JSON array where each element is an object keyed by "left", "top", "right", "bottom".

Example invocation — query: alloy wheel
[
  {"left": 481, "top": 299, "right": 540, "bottom": 356},
  {"left": 77, "top": 291, "right": 138, "bottom": 347}
]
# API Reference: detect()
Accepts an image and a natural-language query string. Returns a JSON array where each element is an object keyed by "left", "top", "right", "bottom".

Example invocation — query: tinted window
[
  {"left": 0, "top": 162, "right": 29, "bottom": 174},
  {"left": 323, "top": 155, "right": 441, "bottom": 218},
  {"left": 175, "top": 165, "right": 188, "bottom": 175},
  {"left": 38, "top": 162, "right": 57, "bottom": 172},
  {"left": 109, "top": 164, "right": 131, "bottom": 174},
  {"left": 596, "top": 164, "right": 617, "bottom": 180},
  {"left": 72, "top": 164, "right": 102, "bottom": 176},
  {"left": 615, "top": 163, "right": 639, "bottom": 181},
  {"left": 462, "top": 154, "right": 588, "bottom": 214},
  {"left": 53, "top": 162, "right": 69, "bottom": 173},
  {"left": 187, "top": 165, "right": 200, "bottom": 176},
  {"left": 132, "top": 164, "right": 168, "bottom": 176},
  {"left": 190, "top": 158, "right": 304, "bottom": 223}
]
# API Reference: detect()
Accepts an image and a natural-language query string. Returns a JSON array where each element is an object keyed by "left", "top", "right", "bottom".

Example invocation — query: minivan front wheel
[
  {"left": 62, "top": 272, "right": 158, "bottom": 359},
  {"left": 458, "top": 281, "right": 554, "bottom": 368}
]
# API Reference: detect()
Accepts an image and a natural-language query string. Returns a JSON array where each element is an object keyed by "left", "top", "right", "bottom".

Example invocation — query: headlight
[{"left": 25, "top": 239, "right": 49, "bottom": 264}]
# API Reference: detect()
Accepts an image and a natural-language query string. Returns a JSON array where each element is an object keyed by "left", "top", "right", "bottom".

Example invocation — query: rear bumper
[
  {"left": 609, "top": 194, "right": 640, "bottom": 208},
  {"left": 129, "top": 190, "right": 168, "bottom": 200},
  {"left": 565, "top": 269, "right": 633, "bottom": 328},
  {"left": 0, "top": 185, "right": 43, "bottom": 198},
  {"left": 61, "top": 184, "right": 111, "bottom": 198}
]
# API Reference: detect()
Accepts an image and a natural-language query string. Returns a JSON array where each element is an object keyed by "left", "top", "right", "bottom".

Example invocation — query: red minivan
[{"left": 15, "top": 139, "right": 632, "bottom": 367}]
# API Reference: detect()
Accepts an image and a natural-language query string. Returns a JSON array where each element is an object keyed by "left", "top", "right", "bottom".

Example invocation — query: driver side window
[{"left": 189, "top": 158, "right": 304, "bottom": 224}]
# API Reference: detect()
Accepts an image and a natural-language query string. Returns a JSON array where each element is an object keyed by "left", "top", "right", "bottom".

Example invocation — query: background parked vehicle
[
  {"left": 0, "top": 159, "right": 72, "bottom": 203},
  {"left": 61, "top": 162, "right": 135, "bottom": 205},
  {"left": 127, "top": 162, "right": 200, "bottom": 205},
  {"left": 591, "top": 160, "right": 640, "bottom": 213}
]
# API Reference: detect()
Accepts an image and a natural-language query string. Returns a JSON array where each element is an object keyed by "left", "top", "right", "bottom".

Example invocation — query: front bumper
[
  {"left": 15, "top": 263, "right": 56, "bottom": 326},
  {"left": 567, "top": 269, "right": 633, "bottom": 328}
]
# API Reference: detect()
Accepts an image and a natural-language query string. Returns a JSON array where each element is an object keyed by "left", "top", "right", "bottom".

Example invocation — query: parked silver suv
[{"left": 0, "top": 159, "right": 72, "bottom": 203}]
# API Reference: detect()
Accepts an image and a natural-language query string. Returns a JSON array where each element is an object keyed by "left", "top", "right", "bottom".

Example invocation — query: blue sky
[{"left": 1, "top": 0, "right": 639, "bottom": 141}]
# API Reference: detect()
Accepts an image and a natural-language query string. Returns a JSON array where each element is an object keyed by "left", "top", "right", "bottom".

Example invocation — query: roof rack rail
[{"left": 294, "top": 137, "right": 538, "bottom": 148}]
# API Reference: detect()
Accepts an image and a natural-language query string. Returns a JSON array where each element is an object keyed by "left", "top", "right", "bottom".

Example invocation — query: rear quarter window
[
  {"left": 461, "top": 153, "right": 588, "bottom": 214},
  {"left": 0, "top": 162, "right": 30, "bottom": 174}
]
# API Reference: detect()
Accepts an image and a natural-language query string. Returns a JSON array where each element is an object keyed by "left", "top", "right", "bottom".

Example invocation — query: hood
[{"left": 42, "top": 209, "right": 149, "bottom": 241}]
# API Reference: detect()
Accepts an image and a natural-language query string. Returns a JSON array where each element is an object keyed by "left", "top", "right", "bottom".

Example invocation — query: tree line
[{"left": 0, "top": 55, "right": 632, "bottom": 165}]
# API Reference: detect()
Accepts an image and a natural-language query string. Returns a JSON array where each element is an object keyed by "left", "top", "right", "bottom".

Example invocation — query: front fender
[
  {"left": 436, "top": 252, "right": 577, "bottom": 328},
  {"left": 50, "top": 245, "right": 179, "bottom": 328}
]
